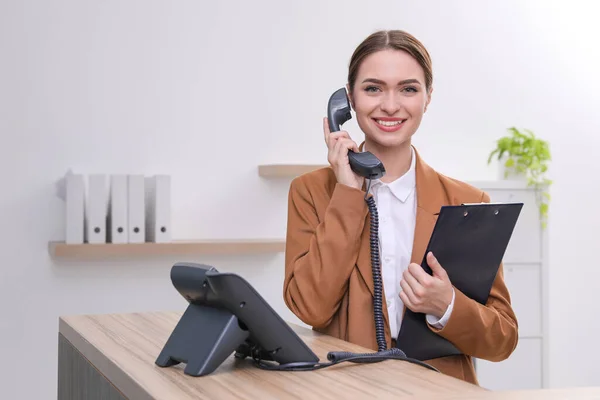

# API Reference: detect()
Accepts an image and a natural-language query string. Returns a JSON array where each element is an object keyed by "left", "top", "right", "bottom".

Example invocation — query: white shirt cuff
[{"left": 426, "top": 288, "right": 455, "bottom": 329}]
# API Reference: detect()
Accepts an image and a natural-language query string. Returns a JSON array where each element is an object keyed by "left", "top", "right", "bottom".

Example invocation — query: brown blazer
[{"left": 283, "top": 146, "right": 518, "bottom": 385}]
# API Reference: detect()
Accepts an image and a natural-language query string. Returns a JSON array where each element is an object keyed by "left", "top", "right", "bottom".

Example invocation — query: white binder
[
  {"left": 107, "top": 174, "right": 128, "bottom": 244},
  {"left": 127, "top": 174, "right": 145, "bottom": 243},
  {"left": 85, "top": 174, "right": 107, "bottom": 244},
  {"left": 145, "top": 175, "right": 171, "bottom": 243},
  {"left": 65, "top": 173, "right": 85, "bottom": 244}
]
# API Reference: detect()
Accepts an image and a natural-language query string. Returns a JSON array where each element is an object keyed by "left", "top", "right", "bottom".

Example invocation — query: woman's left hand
[{"left": 400, "top": 252, "right": 454, "bottom": 319}]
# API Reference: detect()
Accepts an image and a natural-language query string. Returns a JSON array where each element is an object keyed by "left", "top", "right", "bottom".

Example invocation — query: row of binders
[{"left": 63, "top": 174, "right": 171, "bottom": 244}]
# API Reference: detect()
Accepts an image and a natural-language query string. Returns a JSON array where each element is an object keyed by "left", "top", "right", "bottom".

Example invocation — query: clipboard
[{"left": 395, "top": 202, "right": 523, "bottom": 361}]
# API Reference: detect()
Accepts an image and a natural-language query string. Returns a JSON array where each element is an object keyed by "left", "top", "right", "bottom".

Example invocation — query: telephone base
[{"left": 155, "top": 303, "right": 250, "bottom": 376}]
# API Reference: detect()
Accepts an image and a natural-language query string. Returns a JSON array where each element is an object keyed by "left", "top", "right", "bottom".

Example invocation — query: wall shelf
[
  {"left": 49, "top": 239, "right": 286, "bottom": 259},
  {"left": 258, "top": 165, "right": 535, "bottom": 191},
  {"left": 258, "top": 164, "right": 328, "bottom": 178}
]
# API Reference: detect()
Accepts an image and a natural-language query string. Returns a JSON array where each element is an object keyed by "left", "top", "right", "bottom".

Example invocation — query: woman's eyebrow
[{"left": 361, "top": 78, "right": 421, "bottom": 86}]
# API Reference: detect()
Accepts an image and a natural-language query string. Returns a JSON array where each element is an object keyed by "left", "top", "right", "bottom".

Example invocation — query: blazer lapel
[
  {"left": 410, "top": 147, "right": 448, "bottom": 265},
  {"left": 356, "top": 197, "right": 377, "bottom": 297}
]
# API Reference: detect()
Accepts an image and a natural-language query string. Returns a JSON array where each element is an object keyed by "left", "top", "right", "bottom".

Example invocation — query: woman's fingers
[
  {"left": 400, "top": 279, "right": 418, "bottom": 305},
  {"left": 331, "top": 138, "right": 356, "bottom": 162},
  {"left": 327, "top": 131, "right": 351, "bottom": 149}
]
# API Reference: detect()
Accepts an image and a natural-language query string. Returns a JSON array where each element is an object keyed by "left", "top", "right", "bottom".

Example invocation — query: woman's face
[{"left": 349, "top": 49, "right": 431, "bottom": 149}]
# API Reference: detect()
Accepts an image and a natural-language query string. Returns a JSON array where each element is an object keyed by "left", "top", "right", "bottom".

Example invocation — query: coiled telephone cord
[{"left": 365, "top": 190, "right": 387, "bottom": 352}]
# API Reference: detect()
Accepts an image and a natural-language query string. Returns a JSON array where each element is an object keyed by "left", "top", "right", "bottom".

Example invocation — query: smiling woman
[
  {"left": 282, "top": 30, "right": 519, "bottom": 386},
  {"left": 344, "top": 30, "right": 433, "bottom": 184}
]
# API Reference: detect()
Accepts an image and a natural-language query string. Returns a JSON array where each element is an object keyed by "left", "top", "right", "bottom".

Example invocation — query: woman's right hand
[{"left": 323, "top": 117, "right": 364, "bottom": 190}]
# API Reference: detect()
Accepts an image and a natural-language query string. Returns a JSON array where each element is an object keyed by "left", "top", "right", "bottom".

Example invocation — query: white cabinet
[
  {"left": 476, "top": 338, "right": 543, "bottom": 390},
  {"left": 468, "top": 180, "right": 549, "bottom": 390},
  {"left": 488, "top": 185, "right": 542, "bottom": 264},
  {"left": 504, "top": 264, "right": 542, "bottom": 338}
]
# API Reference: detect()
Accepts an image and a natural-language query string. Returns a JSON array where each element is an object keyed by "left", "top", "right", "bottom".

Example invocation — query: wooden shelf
[
  {"left": 258, "top": 164, "right": 328, "bottom": 178},
  {"left": 258, "top": 165, "right": 539, "bottom": 191},
  {"left": 49, "top": 239, "right": 286, "bottom": 259}
]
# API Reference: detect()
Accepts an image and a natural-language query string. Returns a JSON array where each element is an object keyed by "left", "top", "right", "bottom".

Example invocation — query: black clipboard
[{"left": 395, "top": 202, "right": 523, "bottom": 361}]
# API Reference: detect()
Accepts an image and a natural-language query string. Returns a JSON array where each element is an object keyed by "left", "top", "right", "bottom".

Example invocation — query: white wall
[{"left": 1, "top": 0, "right": 599, "bottom": 397}]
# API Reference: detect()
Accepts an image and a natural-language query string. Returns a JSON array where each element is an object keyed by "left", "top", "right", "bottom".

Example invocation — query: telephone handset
[
  {"left": 327, "top": 88, "right": 386, "bottom": 180},
  {"left": 323, "top": 88, "right": 437, "bottom": 372}
]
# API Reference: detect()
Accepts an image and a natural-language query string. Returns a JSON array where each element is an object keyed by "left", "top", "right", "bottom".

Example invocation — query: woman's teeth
[{"left": 376, "top": 120, "right": 404, "bottom": 126}]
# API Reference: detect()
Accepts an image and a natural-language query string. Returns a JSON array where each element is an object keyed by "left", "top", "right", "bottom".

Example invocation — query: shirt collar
[{"left": 368, "top": 146, "right": 416, "bottom": 203}]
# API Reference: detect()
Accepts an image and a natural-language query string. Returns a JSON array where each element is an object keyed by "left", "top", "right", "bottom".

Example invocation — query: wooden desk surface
[
  {"left": 59, "top": 311, "right": 600, "bottom": 400},
  {"left": 58, "top": 311, "right": 485, "bottom": 399}
]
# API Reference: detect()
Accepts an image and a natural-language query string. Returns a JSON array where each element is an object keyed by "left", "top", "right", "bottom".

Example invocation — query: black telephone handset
[
  {"left": 323, "top": 89, "right": 436, "bottom": 372},
  {"left": 327, "top": 88, "right": 386, "bottom": 180}
]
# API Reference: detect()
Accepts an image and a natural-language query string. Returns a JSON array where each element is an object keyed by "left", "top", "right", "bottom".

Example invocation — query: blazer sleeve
[
  {"left": 283, "top": 176, "right": 368, "bottom": 328},
  {"left": 427, "top": 191, "right": 519, "bottom": 362}
]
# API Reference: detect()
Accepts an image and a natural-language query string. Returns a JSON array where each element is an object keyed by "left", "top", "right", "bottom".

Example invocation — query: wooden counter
[
  {"left": 57, "top": 311, "right": 600, "bottom": 399},
  {"left": 57, "top": 311, "right": 484, "bottom": 399}
]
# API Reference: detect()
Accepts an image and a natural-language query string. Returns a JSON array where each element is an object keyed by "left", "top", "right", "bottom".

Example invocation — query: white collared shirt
[{"left": 367, "top": 147, "right": 454, "bottom": 339}]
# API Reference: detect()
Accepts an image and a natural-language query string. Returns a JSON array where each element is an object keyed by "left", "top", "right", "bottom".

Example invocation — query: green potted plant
[{"left": 487, "top": 127, "right": 552, "bottom": 228}]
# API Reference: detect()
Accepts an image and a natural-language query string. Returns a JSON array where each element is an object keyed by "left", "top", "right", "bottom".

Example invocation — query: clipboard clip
[
  {"left": 460, "top": 202, "right": 503, "bottom": 217},
  {"left": 434, "top": 202, "right": 519, "bottom": 217}
]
